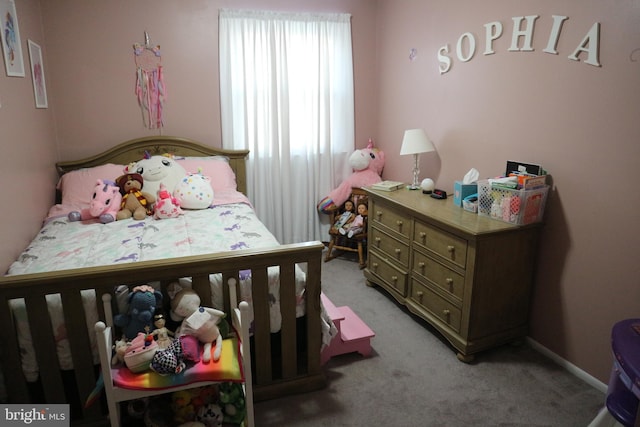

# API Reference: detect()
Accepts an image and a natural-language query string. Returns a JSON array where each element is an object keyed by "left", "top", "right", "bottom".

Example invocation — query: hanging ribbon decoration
[{"left": 134, "top": 32, "right": 166, "bottom": 129}]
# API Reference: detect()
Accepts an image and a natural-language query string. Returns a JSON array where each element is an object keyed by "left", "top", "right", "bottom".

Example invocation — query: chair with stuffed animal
[
  {"left": 94, "top": 278, "right": 254, "bottom": 427},
  {"left": 325, "top": 188, "right": 369, "bottom": 269},
  {"left": 318, "top": 140, "right": 382, "bottom": 269}
]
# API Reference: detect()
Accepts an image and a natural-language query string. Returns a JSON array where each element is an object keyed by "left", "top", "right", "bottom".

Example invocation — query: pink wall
[
  {"left": 39, "top": 0, "right": 378, "bottom": 161},
  {"left": 375, "top": 0, "right": 640, "bottom": 383},
  {"left": 2, "top": 0, "right": 637, "bottom": 387},
  {"left": 0, "top": 0, "right": 57, "bottom": 268}
]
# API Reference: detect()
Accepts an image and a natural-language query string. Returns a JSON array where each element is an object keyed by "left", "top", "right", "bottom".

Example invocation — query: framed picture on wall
[
  {"left": 27, "top": 40, "right": 47, "bottom": 108},
  {"left": 0, "top": 0, "right": 25, "bottom": 77}
]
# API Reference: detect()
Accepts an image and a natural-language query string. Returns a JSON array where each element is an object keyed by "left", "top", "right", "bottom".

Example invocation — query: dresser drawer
[
  {"left": 412, "top": 250, "right": 464, "bottom": 303},
  {"left": 371, "top": 199, "right": 411, "bottom": 239},
  {"left": 410, "top": 279, "right": 461, "bottom": 333},
  {"left": 368, "top": 250, "right": 408, "bottom": 296},
  {"left": 413, "top": 221, "right": 467, "bottom": 269},
  {"left": 370, "top": 226, "right": 410, "bottom": 268}
]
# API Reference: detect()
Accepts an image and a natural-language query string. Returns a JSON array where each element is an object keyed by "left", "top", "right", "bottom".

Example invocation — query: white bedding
[{"left": 7, "top": 202, "right": 316, "bottom": 381}]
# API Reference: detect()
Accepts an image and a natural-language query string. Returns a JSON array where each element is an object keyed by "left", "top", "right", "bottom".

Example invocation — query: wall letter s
[{"left": 438, "top": 45, "right": 452, "bottom": 74}]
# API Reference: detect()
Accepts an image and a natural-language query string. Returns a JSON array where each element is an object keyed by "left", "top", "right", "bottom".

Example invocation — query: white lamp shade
[{"left": 400, "top": 129, "right": 435, "bottom": 155}]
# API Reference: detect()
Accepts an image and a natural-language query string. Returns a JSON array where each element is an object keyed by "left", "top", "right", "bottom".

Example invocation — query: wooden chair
[
  {"left": 94, "top": 278, "right": 254, "bottom": 427},
  {"left": 324, "top": 188, "right": 368, "bottom": 269}
]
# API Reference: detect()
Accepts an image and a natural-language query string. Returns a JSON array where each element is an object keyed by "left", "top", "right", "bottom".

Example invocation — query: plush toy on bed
[
  {"left": 168, "top": 283, "right": 227, "bottom": 363},
  {"left": 154, "top": 183, "right": 183, "bottom": 219},
  {"left": 173, "top": 170, "right": 214, "bottom": 209},
  {"left": 115, "top": 173, "right": 156, "bottom": 221},
  {"left": 317, "top": 139, "right": 385, "bottom": 213},
  {"left": 126, "top": 153, "right": 187, "bottom": 199},
  {"left": 68, "top": 179, "right": 122, "bottom": 224},
  {"left": 114, "top": 285, "right": 164, "bottom": 340}
]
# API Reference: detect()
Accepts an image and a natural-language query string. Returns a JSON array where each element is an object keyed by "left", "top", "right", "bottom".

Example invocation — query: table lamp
[{"left": 399, "top": 129, "right": 435, "bottom": 190}]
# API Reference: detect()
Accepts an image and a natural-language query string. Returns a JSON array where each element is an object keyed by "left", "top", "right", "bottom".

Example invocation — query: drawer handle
[
  {"left": 391, "top": 275, "right": 398, "bottom": 283},
  {"left": 447, "top": 245, "right": 455, "bottom": 253},
  {"left": 374, "top": 237, "right": 381, "bottom": 247},
  {"left": 418, "top": 261, "right": 425, "bottom": 271},
  {"left": 372, "top": 262, "right": 379, "bottom": 271},
  {"left": 419, "top": 231, "right": 427, "bottom": 241},
  {"left": 376, "top": 210, "right": 383, "bottom": 220},
  {"left": 416, "top": 290, "right": 424, "bottom": 302},
  {"left": 396, "top": 220, "right": 403, "bottom": 229},
  {"left": 446, "top": 277, "right": 454, "bottom": 292},
  {"left": 443, "top": 309, "right": 451, "bottom": 321},
  {"left": 394, "top": 248, "right": 402, "bottom": 257}
]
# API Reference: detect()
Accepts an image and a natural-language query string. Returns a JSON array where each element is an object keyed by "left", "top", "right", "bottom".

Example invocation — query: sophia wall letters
[{"left": 438, "top": 15, "right": 601, "bottom": 74}]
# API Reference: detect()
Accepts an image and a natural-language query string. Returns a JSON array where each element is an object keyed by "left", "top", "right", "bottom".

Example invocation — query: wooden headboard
[{"left": 56, "top": 136, "right": 250, "bottom": 195}]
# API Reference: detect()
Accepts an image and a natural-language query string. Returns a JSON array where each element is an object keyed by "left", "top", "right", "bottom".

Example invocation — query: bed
[{"left": 0, "top": 136, "right": 327, "bottom": 424}]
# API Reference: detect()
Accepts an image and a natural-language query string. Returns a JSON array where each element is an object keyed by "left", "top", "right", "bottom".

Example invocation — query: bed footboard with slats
[{"left": 0, "top": 241, "right": 325, "bottom": 425}]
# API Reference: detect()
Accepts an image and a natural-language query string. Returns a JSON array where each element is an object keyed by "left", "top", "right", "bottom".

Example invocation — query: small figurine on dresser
[
  {"left": 330, "top": 200, "right": 355, "bottom": 233},
  {"left": 339, "top": 200, "right": 368, "bottom": 238}
]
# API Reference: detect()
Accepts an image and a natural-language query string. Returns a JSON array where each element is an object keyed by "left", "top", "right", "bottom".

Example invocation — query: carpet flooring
[{"left": 254, "top": 250, "right": 606, "bottom": 426}]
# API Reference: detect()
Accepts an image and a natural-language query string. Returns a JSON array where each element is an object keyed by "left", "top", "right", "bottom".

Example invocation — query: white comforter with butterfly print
[{"left": 7, "top": 202, "right": 311, "bottom": 381}]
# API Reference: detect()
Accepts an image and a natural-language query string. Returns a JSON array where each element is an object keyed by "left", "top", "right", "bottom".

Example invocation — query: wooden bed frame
[{"left": 0, "top": 136, "right": 326, "bottom": 425}]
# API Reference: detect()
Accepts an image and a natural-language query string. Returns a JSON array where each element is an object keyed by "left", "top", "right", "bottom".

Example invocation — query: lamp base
[{"left": 406, "top": 185, "right": 421, "bottom": 190}]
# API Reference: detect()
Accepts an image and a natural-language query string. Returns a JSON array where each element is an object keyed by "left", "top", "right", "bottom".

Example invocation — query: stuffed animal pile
[{"left": 317, "top": 139, "right": 385, "bottom": 213}]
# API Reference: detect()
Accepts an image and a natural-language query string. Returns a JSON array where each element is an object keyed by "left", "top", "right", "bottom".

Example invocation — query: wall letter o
[{"left": 456, "top": 32, "right": 476, "bottom": 62}]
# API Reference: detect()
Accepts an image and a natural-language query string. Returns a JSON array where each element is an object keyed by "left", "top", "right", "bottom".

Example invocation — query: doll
[
  {"left": 152, "top": 313, "right": 175, "bottom": 349},
  {"left": 339, "top": 201, "right": 368, "bottom": 238},
  {"left": 331, "top": 200, "right": 355, "bottom": 233}
]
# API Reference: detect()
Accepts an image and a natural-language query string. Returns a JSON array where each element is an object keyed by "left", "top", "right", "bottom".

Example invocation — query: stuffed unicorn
[
  {"left": 317, "top": 140, "right": 385, "bottom": 213},
  {"left": 125, "top": 153, "right": 186, "bottom": 198},
  {"left": 68, "top": 179, "right": 122, "bottom": 224}
]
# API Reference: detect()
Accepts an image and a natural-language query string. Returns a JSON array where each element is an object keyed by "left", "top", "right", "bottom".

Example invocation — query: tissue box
[{"left": 454, "top": 181, "right": 477, "bottom": 207}]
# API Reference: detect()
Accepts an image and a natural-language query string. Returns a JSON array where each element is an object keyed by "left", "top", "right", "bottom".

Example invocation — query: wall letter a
[{"left": 568, "top": 22, "right": 601, "bottom": 67}]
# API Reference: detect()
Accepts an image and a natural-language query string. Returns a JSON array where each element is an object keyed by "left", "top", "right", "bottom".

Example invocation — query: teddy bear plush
[
  {"left": 114, "top": 285, "right": 163, "bottom": 340},
  {"left": 168, "top": 283, "right": 226, "bottom": 363},
  {"left": 115, "top": 173, "right": 156, "bottom": 220},
  {"left": 317, "top": 139, "right": 385, "bottom": 213}
]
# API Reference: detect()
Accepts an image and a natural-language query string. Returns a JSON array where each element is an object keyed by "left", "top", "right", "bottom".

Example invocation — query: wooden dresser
[{"left": 363, "top": 187, "right": 542, "bottom": 362}]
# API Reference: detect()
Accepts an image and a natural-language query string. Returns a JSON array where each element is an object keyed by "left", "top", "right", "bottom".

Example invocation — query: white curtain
[{"left": 219, "top": 9, "right": 354, "bottom": 244}]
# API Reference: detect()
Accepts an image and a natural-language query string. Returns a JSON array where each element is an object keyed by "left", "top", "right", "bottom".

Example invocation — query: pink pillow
[
  {"left": 174, "top": 157, "right": 237, "bottom": 193},
  {"left": 57, "top": 163, "right": 125, "bottom": 205}
]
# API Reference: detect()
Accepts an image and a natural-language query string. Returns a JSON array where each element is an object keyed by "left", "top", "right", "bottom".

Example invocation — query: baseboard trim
[{"left": 526, "top": 337, "right": 608, "bottom": 394}]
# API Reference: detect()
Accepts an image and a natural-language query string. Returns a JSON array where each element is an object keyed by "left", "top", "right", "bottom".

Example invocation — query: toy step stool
[{"left": 321, "top": 292, "right": 375, "bottom": 365}]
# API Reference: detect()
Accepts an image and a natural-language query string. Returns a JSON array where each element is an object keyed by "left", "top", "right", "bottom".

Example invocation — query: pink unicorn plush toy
[
  {"left": 317, "top": 140, "right": 385, "bottom": 213},
  {"left": 68, "top": 179, "right": 122, "bottom": 224}
]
